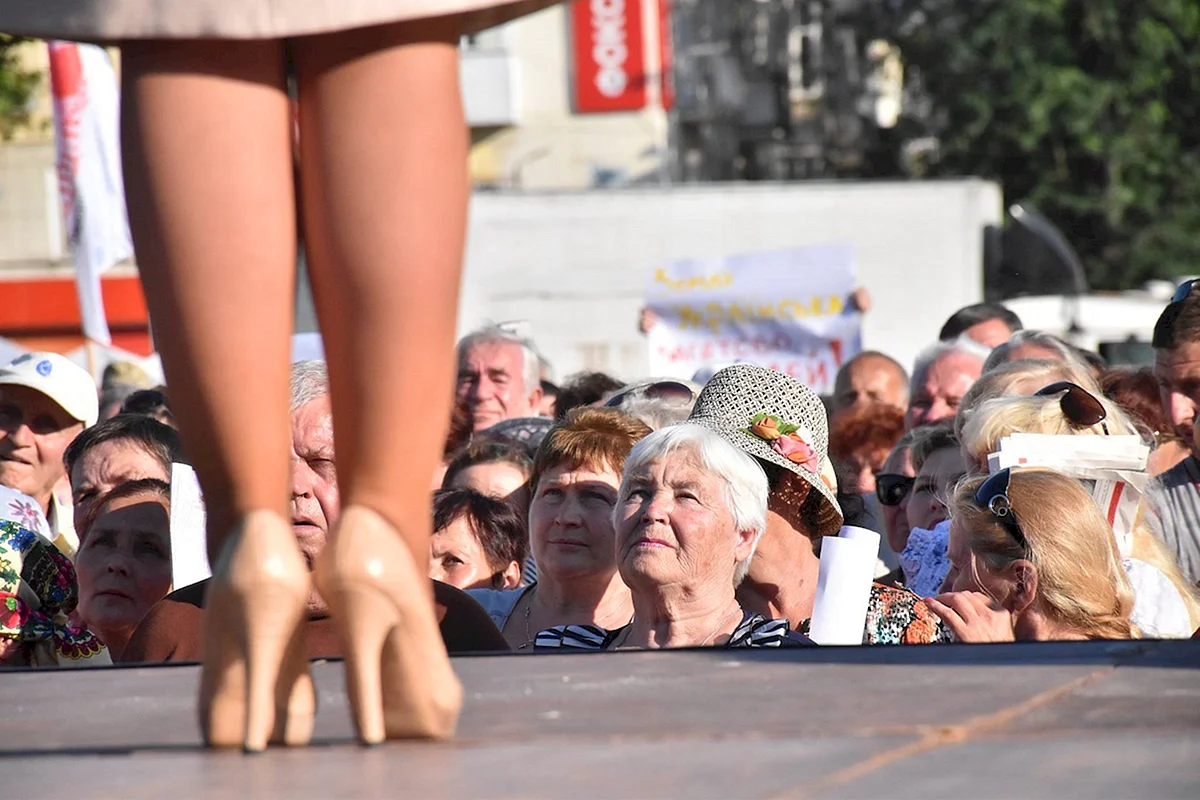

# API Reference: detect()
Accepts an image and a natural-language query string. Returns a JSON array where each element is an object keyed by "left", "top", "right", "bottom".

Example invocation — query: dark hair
[
  {"left": 540, "top": 379, "right": 560, "bottom": 398},
  {"left": 1071, "top": 345, "right": 1107, "bottom": 375},
  {"left": 120, "top": 388, "right": 174, "bottom": 426},
  {"left": 939, "top": 303, "right": 1023, "bottom": 341},
  {"left": 80, "top": 477, "right": 172, "bottom": 545},
  {"left": 1101, "top": 368, "right": 1177, "bottom": 443},
  {"left": 554, "top": 372, "right": 625, "bottom": 420},
  {"left": 442, "top": 438, "right": 534, "bottom": 490},
  {"left": 909, "top": 422, "right": 959, "bottom": 472},
  {"left": 433, "top": 488, "right": 528, "bottom": 575},
  {"left": 64, "top": 414, "right": 184, "bottom": 478},
  {"left": 1152, "top": 297, "right": 1200, "bottom": 349}
]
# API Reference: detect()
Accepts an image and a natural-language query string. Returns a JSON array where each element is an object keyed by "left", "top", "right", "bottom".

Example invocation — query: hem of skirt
[{"left": 0, "top": 0, "right": 559, "bottom": 41}]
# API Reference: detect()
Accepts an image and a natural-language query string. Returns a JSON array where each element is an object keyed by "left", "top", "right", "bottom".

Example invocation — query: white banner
[
  {"left": 645, "top": 245, "right": 860, "bottom": 394},
  {"left": 49, "top": 42, "right": 134, "bottom": 348}
]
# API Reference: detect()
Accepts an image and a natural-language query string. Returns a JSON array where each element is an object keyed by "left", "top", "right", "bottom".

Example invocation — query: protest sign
[{"left": 645, "top": 245, "right": 860, "bottom": 394}]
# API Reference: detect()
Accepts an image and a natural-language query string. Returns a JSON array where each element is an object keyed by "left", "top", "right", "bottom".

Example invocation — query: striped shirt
[
  {"left": 1145, "top": 456, "right": 1200, "bottom": 585},
  {"left": 535, "top": 611, "right": 812, "bottom": 650}
]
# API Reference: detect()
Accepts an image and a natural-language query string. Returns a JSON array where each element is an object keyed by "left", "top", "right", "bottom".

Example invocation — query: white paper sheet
[
  {"left": 808, "top": 527, "right": 880, "bottom": 646},
  {"left": 170, "top": 463, "right": 211, "bottom": 590}
]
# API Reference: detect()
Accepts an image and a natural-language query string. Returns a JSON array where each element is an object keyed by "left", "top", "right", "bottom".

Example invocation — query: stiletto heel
[
  {"left": 315, "top": 505, "right": 463, "bottom": 745},
  {"left": 199, "top": 510, "right": 315, "bottom": 751}
]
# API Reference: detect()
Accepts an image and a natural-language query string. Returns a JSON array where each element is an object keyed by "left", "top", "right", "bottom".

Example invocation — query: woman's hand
[{"left": 926, "top": 591, "right": 1015, "bottom": 643}]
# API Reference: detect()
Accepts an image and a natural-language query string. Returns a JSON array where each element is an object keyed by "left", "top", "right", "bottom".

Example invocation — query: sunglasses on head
[
  {"left": 1033, "top": 381, "right": 1108, "bottom": 434},
  {"left": 1172, "top": 278, "right": 1200, "bottom": 304},
  {"left": 604, "top": 380, "right": 696, "bottom": 409},
  {"left": 973, "top": 468, "right": 1028, "bottom": 551},
  {"left": 875, "top": 473, "right": 914, "bottom": 506}
]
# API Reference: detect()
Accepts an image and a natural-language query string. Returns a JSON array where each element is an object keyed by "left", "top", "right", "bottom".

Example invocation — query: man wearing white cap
[{"left": 0, "top": 352, "right": 99, "bottom": 556}]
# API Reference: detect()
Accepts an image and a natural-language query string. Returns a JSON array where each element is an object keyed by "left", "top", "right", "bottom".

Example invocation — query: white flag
[{"left": 48, "top": 42, "right": 133, "bottom": 348}]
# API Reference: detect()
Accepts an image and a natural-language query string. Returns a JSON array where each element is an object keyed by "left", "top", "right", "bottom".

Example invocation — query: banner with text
[{"left": 646, "top": 246, "right": 860, "bottom": 394}]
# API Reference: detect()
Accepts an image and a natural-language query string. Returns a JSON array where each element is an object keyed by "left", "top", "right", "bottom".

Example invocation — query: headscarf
[{"left": 0, "top": 520, "right": 109, "bottom": 667}]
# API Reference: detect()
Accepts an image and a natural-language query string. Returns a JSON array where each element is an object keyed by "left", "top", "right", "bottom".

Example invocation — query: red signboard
[
  {"left": 571, "top": 0, "right": 647, "bottom": 113},
  {"left": 658, "top": 0, "right": 674, "bottom": 110}
]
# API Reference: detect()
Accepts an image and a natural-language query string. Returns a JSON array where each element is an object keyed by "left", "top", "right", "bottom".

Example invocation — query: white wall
[{"left": 460, "top": 180, "right": 1003, "bottom": 382}]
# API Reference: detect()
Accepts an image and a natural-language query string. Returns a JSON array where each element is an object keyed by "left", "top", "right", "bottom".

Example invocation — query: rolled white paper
[
  {"left": 808, "top": 532, "right": 879, "bottom": 646},
  {"left": 170, "top": 463, "right": 212, "bottom": 590},
  {"left": 839, "top": 525, "right": 882, "bottom": 553}
]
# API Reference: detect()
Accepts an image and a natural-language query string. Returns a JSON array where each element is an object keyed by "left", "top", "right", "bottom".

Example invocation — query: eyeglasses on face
[
  {"left": 973, "top": 468, "right": 1028, "bottom": 551},
  {"left": 1033, "top": 381, "right": 1109, "bottom": 434},
  {"left": 875, "top": 473, "right": 915, "bottom": 506}
]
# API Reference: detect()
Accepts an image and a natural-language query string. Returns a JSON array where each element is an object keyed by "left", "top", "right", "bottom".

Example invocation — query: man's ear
[
  {"left": 497, "top": 560, "right": 523, "bottom": 590},
  {"left": 527, "top": 384, "right": 544, "bottom": 414},
  {"left": 1001, "top": 560, "right": 1038, "bottom": 615}
]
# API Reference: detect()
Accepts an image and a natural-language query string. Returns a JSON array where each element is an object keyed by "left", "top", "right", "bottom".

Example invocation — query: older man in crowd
[
  {"left": 1147, "top": 286, "right": 1200, "bottom": 584},
  {"left": 938, "top": 302, "right": 1023, "bottom": 349},
  {"left": 0, "top": 352, "right": 99, "bottom": 556},
  {"left": 904, "top": 343, "right": 985, "bottom": 431},
  {"left": 830, "top": 351, "right": 910, "bottom": 419},
  {"left": 456, "top": 326, "right": 544, "bottom": 432},
  {"left": 121, "top": 360, "right": 505, "bottom": 662}
]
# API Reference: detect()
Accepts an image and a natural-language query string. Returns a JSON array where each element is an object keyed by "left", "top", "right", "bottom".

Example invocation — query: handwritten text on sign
[{"left": 646, "top": 246, "right": 860, "bottom": 394}]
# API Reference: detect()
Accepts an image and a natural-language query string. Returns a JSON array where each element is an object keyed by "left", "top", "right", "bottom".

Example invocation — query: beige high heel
[
  {"left": 314, "top": 505, "right": 462, "bottom": 745},
  {"left": 199, "top": 510, "right": 315, "bottom": 752}
]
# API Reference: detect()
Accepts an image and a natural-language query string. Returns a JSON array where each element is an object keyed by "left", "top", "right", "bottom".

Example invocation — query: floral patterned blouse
[
  {"left": 0, "top": 520, "right": 109, "bottom": 666},
  {"left": 797, "top": 583, "right": 950, "bottom": 645}
]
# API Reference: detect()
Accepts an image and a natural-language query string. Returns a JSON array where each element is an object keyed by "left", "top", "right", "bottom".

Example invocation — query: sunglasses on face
[
  {"left": 604, "top": 380, "right": 696, "bottom": 409},
  {"left": 973, "top": 468, "right": 1028, "bottom": 551},
  {"left": 875, "top": 473, "right": 915, "bottom": 506},
  {"left": 1172, "top": 278, "right": 1200, "bottom": 304},
  {"left": 1033, "top": 381, "right": 1109, "bottom": 434}
]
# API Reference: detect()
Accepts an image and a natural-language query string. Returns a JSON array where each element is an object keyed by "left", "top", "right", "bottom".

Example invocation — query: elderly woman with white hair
[{"left": 537, "top": 424, "right": 811, "bottom": 649}]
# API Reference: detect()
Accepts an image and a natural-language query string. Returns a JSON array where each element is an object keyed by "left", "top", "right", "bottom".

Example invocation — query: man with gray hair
[
  {"left": 122, "top": 359, "right": 507, "bottom": 661},
  {"left": 456, "top": 325, "right": 544, "bottom": 432},
  {"left": 905, "top": 342, "right": 984, "bottom": 430}
]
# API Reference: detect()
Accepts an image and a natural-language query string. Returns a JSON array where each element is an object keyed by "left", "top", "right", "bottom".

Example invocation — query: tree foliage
[
  {"left": 846, "top": 0, "right": 1200, "bottom": 291},
  {"left": 0, "top": 35, "right": 41, "bottom": 140}
]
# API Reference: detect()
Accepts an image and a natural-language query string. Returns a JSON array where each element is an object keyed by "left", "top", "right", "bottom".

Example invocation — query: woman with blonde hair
[
  {"left": 960, "top": 384, "right": 1200, "bottom": 636},
  {"left": 930, "top": 468, "right": 1138, "bottom": 641},
  {"left": 954, "top": 358, "right": 1101, "bottom": 441}
]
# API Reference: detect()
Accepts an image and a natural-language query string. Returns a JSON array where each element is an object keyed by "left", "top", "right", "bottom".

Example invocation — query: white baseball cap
[{"left": 0, "top": 352, "right": 99, "bottom": 428}]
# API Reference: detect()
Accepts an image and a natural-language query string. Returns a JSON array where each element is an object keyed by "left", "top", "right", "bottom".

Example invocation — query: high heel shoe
[
  {"left": 199, "top": 510, "right": 315, "bottom": 752},
  {"left": 314, "top": 505, "right": 463, "bottom": 745}
]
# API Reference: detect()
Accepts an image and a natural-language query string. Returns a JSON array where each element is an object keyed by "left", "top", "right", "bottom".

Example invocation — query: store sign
[{"left": 572, "top": 0, "right": 647, "bottom": 113}]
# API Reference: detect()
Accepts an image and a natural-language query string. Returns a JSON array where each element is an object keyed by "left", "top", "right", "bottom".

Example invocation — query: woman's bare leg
[
  {"left": 122, "top": 40, "right": 295, "bottom": 550},
  {"left": 293, "top": 19, "right": 466, "bottom": 742},
  {"left": 122, "top": 40, "right": 313, "bottom": 750}
]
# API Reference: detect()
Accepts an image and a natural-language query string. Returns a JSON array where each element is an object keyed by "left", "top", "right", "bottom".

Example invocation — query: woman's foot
[
  {"left": 199, "top": 510, "right": 315, "bottom": 751},
  {"left": 315, "top": 504, "right": 462, "bottom": 744}
]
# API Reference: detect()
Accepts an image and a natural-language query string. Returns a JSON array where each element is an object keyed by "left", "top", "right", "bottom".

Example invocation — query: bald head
[{"left": 833, "top": 351, "right": 910, "bottom": 416}]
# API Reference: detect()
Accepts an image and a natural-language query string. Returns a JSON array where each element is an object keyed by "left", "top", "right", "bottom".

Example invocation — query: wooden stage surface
[{"left": 3, "top": 640, "right": 1198, "bottom": 798}]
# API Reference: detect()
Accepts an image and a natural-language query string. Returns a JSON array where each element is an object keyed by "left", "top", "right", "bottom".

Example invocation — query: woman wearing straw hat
[{"left": 688, "top": 365, "right": 948, "bottom": 645}]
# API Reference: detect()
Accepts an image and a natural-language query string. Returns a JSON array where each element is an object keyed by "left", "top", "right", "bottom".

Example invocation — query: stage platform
[{"left": 4, "top": 640, "right": 1199, "bottom": 798}]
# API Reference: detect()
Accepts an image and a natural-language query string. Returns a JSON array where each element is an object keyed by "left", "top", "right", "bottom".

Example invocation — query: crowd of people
[{"left": 4, "top": 287, "right": 1200, "bottom": 668}]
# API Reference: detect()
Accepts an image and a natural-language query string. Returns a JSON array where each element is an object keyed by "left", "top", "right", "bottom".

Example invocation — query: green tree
[
  {"left": 847, "top": 0, "right": 1200, "bottom": 290},
  {"left": 0, "top": 35, "right": 41, "bottom": 140}
]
